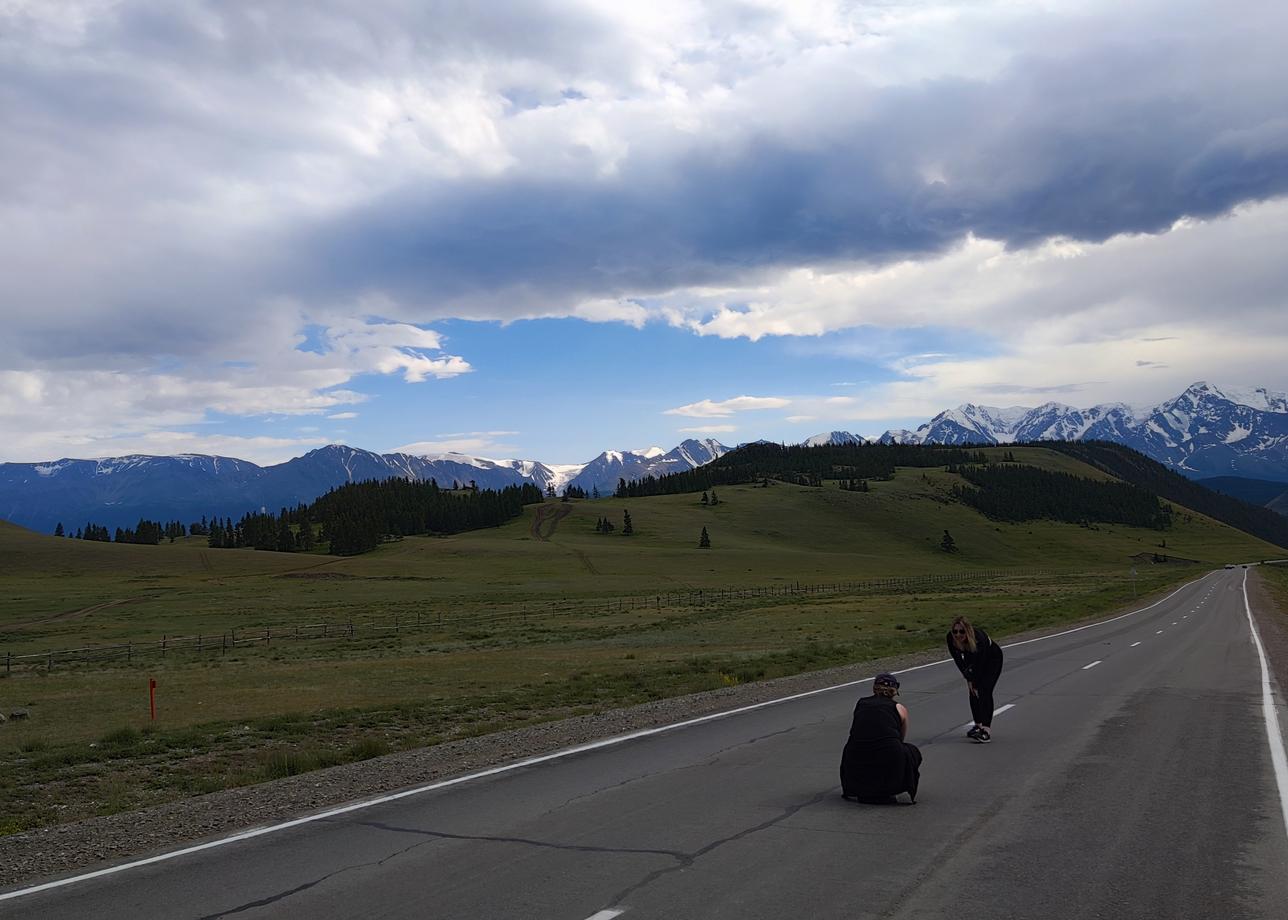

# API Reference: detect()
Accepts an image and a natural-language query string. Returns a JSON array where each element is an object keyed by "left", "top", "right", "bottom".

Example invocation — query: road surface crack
[
  {"left": 356, "top": 819, "right": 690, "bottom": 861},
  {"left": 192, "top": 834, "right": 438, "bottom": 919},
  {"left": 604, "top": 789, "right": 833, "bottom": 908}
]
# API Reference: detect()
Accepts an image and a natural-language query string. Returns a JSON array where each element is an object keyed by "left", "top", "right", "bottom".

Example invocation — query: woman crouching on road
[
  {"left": 948, "top": 615, "right": 1004, "bottom": 743},
  {"left": 840, "top": 673, "right": 922, "bottom": 804}
]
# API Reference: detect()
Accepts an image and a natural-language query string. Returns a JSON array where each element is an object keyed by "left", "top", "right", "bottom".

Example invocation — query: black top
[
  {"left": 839, "top": 695, "right": 917, "bottom": 800},
  {"left": 846, "top": 694, "right": 903, "bottom": 745},
  {"left": 946, "top": 626, "right": 1003, "bottom": 681}
]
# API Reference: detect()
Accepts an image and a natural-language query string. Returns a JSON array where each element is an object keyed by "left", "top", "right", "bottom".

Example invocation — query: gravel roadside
[
  {"left": 1247, "top": 567, "right": 1288, "bottom": 704},
  {"left": 4, "top": 569, "right": 1284, "bottom": 893}
]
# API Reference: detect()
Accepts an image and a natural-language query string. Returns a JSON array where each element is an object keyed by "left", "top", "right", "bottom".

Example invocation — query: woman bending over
[{"left": 947, "top": 615, "right": 1004, "bottom": 743}]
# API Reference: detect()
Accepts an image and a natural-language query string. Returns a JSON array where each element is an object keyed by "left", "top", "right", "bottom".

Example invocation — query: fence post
[
  {"left": 222, "top": 633, "right": 227, "bottom": 654},
  {"left": 127, "top": 642, "right": 132, "bottom": 663},
  {"left": 47, "top": 650, "right": 53, "bottom": 670},
  {"left": 266, "top": 626, "right": 270, "bottom": 645},
  {"left": 198, "top": 634, "right": 202, "bottom": 653},
  {"left": 162, "top": 635, "right": 167, "bottom": 658},
  {"left": 5, "top": 652, "right": 9, "bottom": 673}
]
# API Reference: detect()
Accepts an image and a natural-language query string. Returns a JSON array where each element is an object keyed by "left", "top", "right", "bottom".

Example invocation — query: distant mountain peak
[{"left": 873, "top": 382, "right": 1288, "bottom": 481}]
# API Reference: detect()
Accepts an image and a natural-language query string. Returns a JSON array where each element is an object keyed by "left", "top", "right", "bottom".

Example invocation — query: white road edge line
[
  {"left": 0, "top": 571, "right": 1219, "bottom": 904},
  {"left": 960, "top": 703, "right": 1015, "bottom": 731},
  {"left": 1240, "top": 569, "right": 1288, "bottom": 841},
  {"left": 584, "top": 911, "right": 625, "bottom": 920},
  {"left": 1131, "top": 642, "right": 1142, "bottom": 647},
  {"left": 1082, "top": 660, "right": 1102, "bottom": 670}
]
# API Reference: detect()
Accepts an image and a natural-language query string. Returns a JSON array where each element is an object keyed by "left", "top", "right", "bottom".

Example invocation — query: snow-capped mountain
[
  {"left": 873, "top": 382, "right": 1288, "bottom": 481},
  {"left": 566, "top": 439, "right": 729, "bottom": 494},
  {"left": 0, "top": 440, "right": 731, "bottom": 534},
  {"left": 803, "top": 431, "right": 865, "bottom": 447}
]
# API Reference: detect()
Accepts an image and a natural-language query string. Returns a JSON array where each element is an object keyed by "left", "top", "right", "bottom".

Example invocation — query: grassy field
[{"left": 0, "top": 449, "right": 1282, "bottom": 834}]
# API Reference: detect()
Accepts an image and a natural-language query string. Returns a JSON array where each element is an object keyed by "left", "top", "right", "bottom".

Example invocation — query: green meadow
[{"left": 0, "top": 448, "right": 1281, "bottom": 833}]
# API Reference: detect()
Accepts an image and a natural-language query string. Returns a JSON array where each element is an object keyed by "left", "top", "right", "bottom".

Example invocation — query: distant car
[{"left": 1224, "top": 564, "right": 1235, "bottom": 569}]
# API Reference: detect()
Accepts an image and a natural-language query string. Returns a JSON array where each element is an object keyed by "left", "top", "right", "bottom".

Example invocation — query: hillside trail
[
  {"left": 530, "top": 503, "right": 574, "bottom": 540},
  {"left": 8, "top": 596, "right": 151, "bottom": 630},
  {"left": 530, "top": 502, "right": 599, "bottom": 574}
]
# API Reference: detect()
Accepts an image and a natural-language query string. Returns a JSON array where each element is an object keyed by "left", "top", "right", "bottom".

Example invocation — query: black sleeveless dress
[{"left": 839, "top": 695, "right": 922, "bottom": 803}]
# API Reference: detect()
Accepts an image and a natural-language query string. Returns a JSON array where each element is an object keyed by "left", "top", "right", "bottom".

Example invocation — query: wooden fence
[{"left": 3, "top": 568, "right": 1049, "bottom": 672}]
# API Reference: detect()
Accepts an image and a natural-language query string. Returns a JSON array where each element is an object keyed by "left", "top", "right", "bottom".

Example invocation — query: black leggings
[{"left": 969, "top": 650, "right": 1004, "bottom": 726}]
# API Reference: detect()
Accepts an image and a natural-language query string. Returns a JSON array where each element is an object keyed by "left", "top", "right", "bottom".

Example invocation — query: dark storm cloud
[
  {"left": 298, "top": 5, "right": 1288, "bottom": 312},
  {"left": 4, "top": 0, "right": 1288, "bottom": 345}
]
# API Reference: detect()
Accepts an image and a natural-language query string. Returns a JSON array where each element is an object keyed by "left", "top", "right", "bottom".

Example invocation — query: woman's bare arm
[{"left": 896, "top": 702, "right": 910, "bottom": 740}]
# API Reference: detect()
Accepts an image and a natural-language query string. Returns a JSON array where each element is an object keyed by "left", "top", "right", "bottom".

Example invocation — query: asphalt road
[{"left": 6, "top": 568, "right": 1287, "bottom": 919}]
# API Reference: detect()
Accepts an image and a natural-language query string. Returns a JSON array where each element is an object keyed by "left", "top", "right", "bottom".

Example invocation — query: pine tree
[
  {"left": 298, "top": 518, "right": 314, "bottom": 551},
  {"left": 701, "top": 491, "right": 709, "bottom": 505},
  {"left": 277, "top": 518, "right": 296, "bottom": 552},
  {"left": 592, "top": 485, "right": 600, "bottom": 499},
  {"left": 941, "top": 529, "right": 957, "bottom": 553},
  {"left": 710, "top": 489, "right": 719, "bottom": 505},
  {"left": 54, "top": 522, "right": 64, "bottom": 537},
  {"left": 699, "top": 526, "right": 711, "bottom": 548},
  {"left": 622, "top": 509, "right": 634, "bottom": 536}
]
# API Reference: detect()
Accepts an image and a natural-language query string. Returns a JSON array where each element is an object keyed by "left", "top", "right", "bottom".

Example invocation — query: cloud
[
  {"left": 392, "top": 432, "right": 522, "bottom": 457},
  {"left": 327, "top": 412, "right": 359, "bottom": 420},
  {"left": 664, "top": 395, "right": 791, "bottom": 418},
  {"left": 6, "top": 1, "right": 1288, "bottom": 341},
  {"left": 2, "top": 1, "right": 1287, "bottom": 455},
  {"left": 0, "top": 316, "right": 469, "bottom": 461}
]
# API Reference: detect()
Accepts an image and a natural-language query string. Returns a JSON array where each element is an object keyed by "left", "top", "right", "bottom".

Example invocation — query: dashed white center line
[
  {"left": 959, "top": 703, "right": 1016, "bottom": 731},
  {"left": 1172, "top": 621, "right": 1178, "bottom": 625},
  {"left": 1131, "top": 641, "right": 1142, "bottom": 647},
  {"left": 1156, "top": 630, "right": 1164, "bottom": 634},
  {"left": 1082, "top": 660, "right": 1102, "bottom": 670},
  {"left": 585, "top": 910, "right": 625, "bottom": 920}
]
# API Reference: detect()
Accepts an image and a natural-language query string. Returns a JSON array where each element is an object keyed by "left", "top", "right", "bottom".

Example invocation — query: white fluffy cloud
[
  {"left": 393, "top": 432, "right": 522, "bottom": 457},
  {"left": 664, "top": 396, "right": 792, "bottom": 417}
]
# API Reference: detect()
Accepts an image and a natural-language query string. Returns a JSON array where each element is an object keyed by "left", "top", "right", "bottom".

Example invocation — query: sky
[{"left": 2, "top": 0, "right": 1287, "bottom": 466}]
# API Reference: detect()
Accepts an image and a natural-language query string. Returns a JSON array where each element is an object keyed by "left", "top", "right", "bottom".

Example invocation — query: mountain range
[
  {"left": 0, "top": 440, "right": 729, "bottom": 534},
  {"left": 2, "top": 381, "right": 1286, "bottom": 535},
  {"left": 865, "top": 382, "right": 1288, "bottom": 482}
]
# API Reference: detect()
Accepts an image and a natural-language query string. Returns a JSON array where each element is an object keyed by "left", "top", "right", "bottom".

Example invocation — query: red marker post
[{"left": 149, "top": 678, "right": 157, "bottom": 721}]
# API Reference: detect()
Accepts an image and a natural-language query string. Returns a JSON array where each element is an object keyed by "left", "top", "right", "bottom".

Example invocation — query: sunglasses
[{"left": 951, "top": 628, "right": 967, "bottom": 635}]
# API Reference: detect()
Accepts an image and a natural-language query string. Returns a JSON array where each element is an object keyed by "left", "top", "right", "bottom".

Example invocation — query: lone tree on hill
[
  {"left": 622, "top": 509, "right": 634, "bottom": 536},
  {"left": 701, "top": 491, "right": 710, "bottom": 505},
  {"left": 710, "top": 489, "right": 719, "bottom": 505},
  {"left": 941, "top": 529, "right": 957, "bottom": 553},
  {"left": 699, "top": 526, "right": 711, "bottom": 549},
  {"left": 54, "top": 522, "right": 64, "bottom": 537}
]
